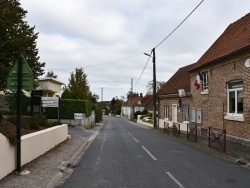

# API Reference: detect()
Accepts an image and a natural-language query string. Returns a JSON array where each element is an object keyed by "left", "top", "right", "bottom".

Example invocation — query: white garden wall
[
  {"left": 0, "top": 124, "right": 68, "bottom": 180},
  {"left": 159, "top": 119, "right": 188, "bottom": 132}
]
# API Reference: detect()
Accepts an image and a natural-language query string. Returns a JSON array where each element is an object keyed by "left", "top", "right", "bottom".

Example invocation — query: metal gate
[{"left": 209, "top": 126, "right": 226, "bottom": 153}]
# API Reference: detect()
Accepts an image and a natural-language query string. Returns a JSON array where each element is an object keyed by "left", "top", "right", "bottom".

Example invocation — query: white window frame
[
  {"left": 202, "top": 72, "right": 209, "bottom": 91},
  {"left": 164, "top": 105, "right": 169, "bottom": 120},
  {"left": 183, "top": 105, "right": 189, "bottom": 122},
  {"left": 227, "top": 80, "right": 243, "bottom": 117}
]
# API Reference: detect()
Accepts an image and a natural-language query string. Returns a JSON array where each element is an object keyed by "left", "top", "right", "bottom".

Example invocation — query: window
[
  {"left": 202, "top": 72, "right": 209, "bottom": 91},
  {"left": 191, "top": 109, "right": 202, "bottom": 123},
  {"left": 227, "top": 80, "right": 243, "bottom": 116},
  {"left": 164, "top": 105, "right": 169, "bottom": 119},
  {"left": 183, "top": 106, "right": 189, "bottom": 121},
  {"left": 137, "top": 100, "right": 141, "bottom": 105}
]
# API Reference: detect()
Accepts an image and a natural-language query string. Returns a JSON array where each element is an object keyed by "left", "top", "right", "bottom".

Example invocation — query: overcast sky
[{"left": 20, "top": 0, "right": 250, "bottom": 101}]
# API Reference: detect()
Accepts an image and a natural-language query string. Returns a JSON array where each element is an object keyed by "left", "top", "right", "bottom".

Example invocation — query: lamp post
[{"left": 144, "top": 48, "right": 157, "bottom": 128}]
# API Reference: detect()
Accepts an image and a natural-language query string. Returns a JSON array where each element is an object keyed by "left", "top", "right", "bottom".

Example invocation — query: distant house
[
  {"left": 141, "top": 94, "right": 153, "bottom": 112},
  {"left": 36, "top": 77, "right": 64, "bottom": 97},
  {"left": 188, "top": 13, "right": 250, "bottom": 141},
  {"left": 121, "top": 93, "right": 144, "bottom": 119},
  {"left": 157, "top": 63, "right": 194, "bottom": 130}
]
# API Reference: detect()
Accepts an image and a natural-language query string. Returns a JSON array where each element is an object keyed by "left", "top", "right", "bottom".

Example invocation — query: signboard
[
  {"left": 7, "top": 54, "right": 34, "bottom": 90},
  {"left": 74, "top": 113, "right": 84, "bottom": 120},
  {"left": 41, "top": 97, "right": 59, "bottom": 107}
]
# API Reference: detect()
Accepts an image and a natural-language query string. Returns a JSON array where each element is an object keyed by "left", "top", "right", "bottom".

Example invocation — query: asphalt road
[{"left": 61, "top": 116, "right": 250, "bottom": 188}]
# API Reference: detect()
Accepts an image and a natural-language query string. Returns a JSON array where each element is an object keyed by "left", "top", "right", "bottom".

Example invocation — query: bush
[
  {"left": 142, "top": 109, "right": 148, "bottom": 115},
  {"left": 134, "top": 111, "right": 142, "bottom": 119},
  {"left": 92, "top": 104, "right": 103, "bottom": 123},
  {"left": 115, "top": 109, "right": 121, "bottom": 115},
  {"left": 28, "top": 117, "right": 39, "bottom": 130},
  {"left": 140, "top": 115, "right": 145, "bottom": 119},
  {"left": 6, "top": 94, "right": 31, "bottom": 115}
]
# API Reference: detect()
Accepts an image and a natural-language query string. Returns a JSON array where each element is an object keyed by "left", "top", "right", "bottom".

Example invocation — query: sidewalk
[{"left": 0, "top": 122, "right": 104, "bottom": 188}]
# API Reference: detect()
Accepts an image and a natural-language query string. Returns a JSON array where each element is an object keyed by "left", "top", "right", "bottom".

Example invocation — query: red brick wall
[
  {"left": 191, "top": 53, "right": 250, "bottom": 139},
  {"left": 158, "top": 96, "right": 192, "bottom": 123}
]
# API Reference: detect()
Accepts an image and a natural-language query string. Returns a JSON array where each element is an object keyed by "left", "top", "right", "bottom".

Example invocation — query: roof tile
[{"left": 191, "top": 13, "right": 250, "bottom": 70}]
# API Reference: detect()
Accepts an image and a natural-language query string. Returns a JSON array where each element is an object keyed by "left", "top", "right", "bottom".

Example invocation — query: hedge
[
  {"left": 44, "top": 99, "right": 92, "bottom": 119},
  {"left": 92, "top": 104, "right": 102, "bottom": 123},
  {"left": 6, "top": 96, "right": 93, "bottom": 120}
]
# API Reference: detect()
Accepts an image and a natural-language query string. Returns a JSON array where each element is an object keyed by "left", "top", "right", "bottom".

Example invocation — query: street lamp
[{"left": 144, "top": 48, "right": 157, "bottom": 128}]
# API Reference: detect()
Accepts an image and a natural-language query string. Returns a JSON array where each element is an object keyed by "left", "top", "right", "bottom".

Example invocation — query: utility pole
[
  {"left": 144, "top": 49, "right": 157, "bottom": 128},
  {"left": 101, "top": 87, "right": 103, "bottom": 102},
  {"left": 130, "top": 78, "right": 133, "bottom": 120},
  {"left": 152, "top": 48, "right": 157, "bottom": 128}
]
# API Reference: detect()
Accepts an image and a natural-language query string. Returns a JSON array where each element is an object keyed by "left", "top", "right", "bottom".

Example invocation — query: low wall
[
  {"left": 158, "top": 119, "right": 188, "bottom": 131},
  {"left": 0, "top": 133, "right": 15, "bottom": 181},
  {"left": 0, "top": 124, "right": 68, "bottom": 180},
  {"left": 56, "top": 111, "right": 96, "bottom": 129}
]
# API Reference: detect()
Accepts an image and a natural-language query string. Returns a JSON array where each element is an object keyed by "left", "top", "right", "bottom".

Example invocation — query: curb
[
  {"left": 46, "top": 121, "right": 105, "bottom": 188},
  {"left": 46, "top": 172, "right": 63, "bottom": 188},
  {"left": 68, "top": 141, "right": 89, "bottom": 166}
]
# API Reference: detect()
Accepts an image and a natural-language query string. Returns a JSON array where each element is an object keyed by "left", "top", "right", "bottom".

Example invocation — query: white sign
[
  {"left": 42, "top": 97, "right": 59, "bottom": 107},
  {"left": 74, "top": 113, "right": 83, "bottom": 119},
  {"left": 42, "top": 97, "right": 59, "bottom": 101},
  {"left": 42, "top": 104, "right": 58, "bottom": 107}
]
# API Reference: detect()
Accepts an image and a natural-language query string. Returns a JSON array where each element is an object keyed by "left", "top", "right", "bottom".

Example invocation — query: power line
[
  {"left": 44, "top": 52, "right": 146, "bottom": 71},
  {"left": 154, "top": 0, "right": 205, "bottom": 49},
  {"left": 45, "top": 0, "right": 204, "bottom": 73},
  {"left": 132, "top": 53, "right": 152, "bottom": 89}
]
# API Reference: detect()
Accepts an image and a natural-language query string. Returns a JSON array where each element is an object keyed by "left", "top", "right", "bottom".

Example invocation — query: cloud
[{"left": 20, "top": 0, "right": 250, "bottom": 101}]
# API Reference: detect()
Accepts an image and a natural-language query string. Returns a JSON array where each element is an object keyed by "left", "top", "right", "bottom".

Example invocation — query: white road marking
[
  {"left": 166, "top": 172, "right": 185, "bottom": 188},
  {"left": 133, "top": 137, "right": 139, "bottom": 143},
  {"left": 142, "top": 146, "right": 157, "bottom": 161},
  {"left": 128, "top": 132, "right": 132, "bottom": 136}
]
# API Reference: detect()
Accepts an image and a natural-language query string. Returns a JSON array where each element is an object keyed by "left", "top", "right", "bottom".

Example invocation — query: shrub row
[
  {"left": 93, "top": 104, "right": 102, "bottom": 123},
  {"left": 5, "top": 95, "right": 97, "bottom": 120},
  {"left": 44, "top": 99, "right": 92, "bottom": 119}
]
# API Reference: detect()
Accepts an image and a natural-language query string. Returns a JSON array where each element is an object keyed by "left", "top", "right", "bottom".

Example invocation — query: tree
[
  {"left": 0, "top": 0, "right": 45, "bottom": 91},
  {"left": 126, "top": 91, "right": 138, "bottom": 99},
  {"left": 89, "top": 92, "right": 99, "bottom": 103},
  {"left": 61, "top": 68, "right": 91, "bottom": 100},
  {"left": 110, "top": 97, "right": 122, "bottom": 115},
  {"left": 46, "top": 71, "right": 57, "bottom": 79}
]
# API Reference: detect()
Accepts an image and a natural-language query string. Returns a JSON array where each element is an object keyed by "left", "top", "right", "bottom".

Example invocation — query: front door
[{"left": 172, "top": 104, "right": 177, "bottom": 123}]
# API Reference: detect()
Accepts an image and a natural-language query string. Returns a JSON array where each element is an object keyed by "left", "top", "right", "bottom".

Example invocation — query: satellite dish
[{"left": 245, "top": 59, "right": 250, "bottom": 68}]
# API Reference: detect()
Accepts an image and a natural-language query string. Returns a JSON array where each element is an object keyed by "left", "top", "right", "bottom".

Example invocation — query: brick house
[
  {"left": 157, "top": 63, "right": 194, "bottom": 130},
  {"left": 189, "top": 13, "right": 250, "bottom": 141}
]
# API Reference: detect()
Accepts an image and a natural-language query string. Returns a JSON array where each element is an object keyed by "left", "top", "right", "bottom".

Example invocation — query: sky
[{"left": 20, "top": 0, "right": 250, "bottom": 101}]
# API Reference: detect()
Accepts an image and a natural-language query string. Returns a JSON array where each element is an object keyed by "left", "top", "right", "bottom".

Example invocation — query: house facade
[
  {"left": 121, "top": 95, "right": 144, "bottom": 119},
  {"left": 36, "top": 77, "right": 64, "bottom": 97},
  {"left": 157, "top": 64, "right": 194, "bottom": 131},
  {"left": 189, "top": 13, "right": 250, "bottom": 141},
  {"left": 157, "top": 13, "right": 250, "bottom": 142},
  {"left": 121, "top": 93, "right": 154, "bottom": 119}
]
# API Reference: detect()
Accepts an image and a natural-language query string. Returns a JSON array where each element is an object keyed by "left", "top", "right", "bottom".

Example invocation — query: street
[{"left": 61, "top": 116, "right": 250, "bottom": 188}]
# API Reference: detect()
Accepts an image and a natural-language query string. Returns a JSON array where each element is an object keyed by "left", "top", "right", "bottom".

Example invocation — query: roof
[
  {"left": 141, "top": 95, "right": 153, "bottom": 110},
  {"left": 157, "top": 63, "right": 194, "bottom": 95},
  {"left": 190, "top": 13, "right": 250, "bottom": 71},
  {"left": 38, "top": 77, "right": 65, "bottom": 85},
  {"left": 123, "top": 96, "right": 142, "bottom": 106}
]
